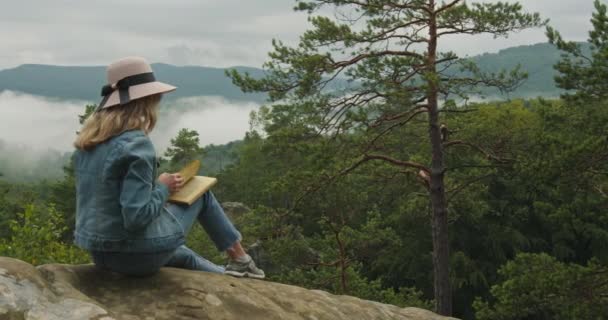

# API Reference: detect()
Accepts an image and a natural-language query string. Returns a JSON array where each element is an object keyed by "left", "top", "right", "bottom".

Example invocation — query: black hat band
[{"left": 97, "top": 72, "right": 156, "bottom": 111}]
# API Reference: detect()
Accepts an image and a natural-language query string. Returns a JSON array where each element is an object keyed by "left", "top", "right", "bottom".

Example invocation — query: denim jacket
[{"left": 73, "top": 129, "right": 185, "bottom": 253}]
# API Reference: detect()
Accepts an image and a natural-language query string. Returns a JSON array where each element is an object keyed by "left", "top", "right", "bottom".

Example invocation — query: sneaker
[{"left": 224, "top": 255, "right": 265, "bottom": 279}]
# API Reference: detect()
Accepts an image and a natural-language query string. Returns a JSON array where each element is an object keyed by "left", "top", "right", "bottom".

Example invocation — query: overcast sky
[{"left": 0, "top": 0, "right": 597, "bottom": 70}]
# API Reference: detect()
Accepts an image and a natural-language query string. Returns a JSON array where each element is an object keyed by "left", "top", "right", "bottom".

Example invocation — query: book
[{"left": 167, "top": 160, "right": 217, "bottom": 205}]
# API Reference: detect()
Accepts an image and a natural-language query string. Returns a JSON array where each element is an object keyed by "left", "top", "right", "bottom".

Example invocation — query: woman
[{"left": 72, "top": 56, "right": 264, "bottom": 278}]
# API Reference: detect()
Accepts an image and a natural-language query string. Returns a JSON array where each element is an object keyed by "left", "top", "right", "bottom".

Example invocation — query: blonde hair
[{"left": 74, "top": 94, "right": 162, "bottom": 150}]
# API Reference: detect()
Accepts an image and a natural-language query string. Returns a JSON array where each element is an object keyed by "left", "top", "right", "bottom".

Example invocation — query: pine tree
[
  {"left": 164, "top": 128, "right": 204, "bottom": 171},
  {"left": 547, "top": 0, "right": 608, "bottom": 103},
  {"left": 229, "top": 1, "right": 544, "bottom": 315}
]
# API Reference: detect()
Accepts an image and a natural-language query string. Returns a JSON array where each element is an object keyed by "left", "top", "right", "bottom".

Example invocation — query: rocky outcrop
[{"left": 0, "top": 257, "right": 457, "bottom": 320}]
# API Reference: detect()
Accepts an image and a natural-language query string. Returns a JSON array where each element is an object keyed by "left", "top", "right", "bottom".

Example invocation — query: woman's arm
[{"left": 118, "top": 136, "right": 170, "bottom": 232}]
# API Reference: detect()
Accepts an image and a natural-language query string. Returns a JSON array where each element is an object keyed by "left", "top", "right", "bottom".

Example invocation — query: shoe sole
[{"left": 224, "top": 270, "right": 265, "bottom": 279}]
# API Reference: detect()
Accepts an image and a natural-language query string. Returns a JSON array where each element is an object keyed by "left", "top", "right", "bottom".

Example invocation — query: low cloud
[
  {"left": 0, "top": 90, "right": 259, "bottom": 180},
  {"left": 0, "top": 91, "right": 85, "bottom": 151},
  {"left": 151, "top": 96, "right": 259, "bottom": 153}
]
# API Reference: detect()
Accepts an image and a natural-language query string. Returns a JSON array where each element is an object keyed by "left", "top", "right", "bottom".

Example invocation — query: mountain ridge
[
  {"left": 0, "top": 63, "right": 267, "bottom": 103},
  {"left": 0, "top": 42, "right": 590, "bottom": 102}
]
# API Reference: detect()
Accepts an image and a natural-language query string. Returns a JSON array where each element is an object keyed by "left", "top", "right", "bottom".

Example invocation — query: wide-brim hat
[{"left": 97, "top": 56, "right": 176, "bottom": 111}]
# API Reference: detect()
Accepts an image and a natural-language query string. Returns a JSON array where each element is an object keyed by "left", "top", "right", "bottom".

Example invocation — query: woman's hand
[{"left": 158, "top": 173, "right": 185, "bottom": 194}]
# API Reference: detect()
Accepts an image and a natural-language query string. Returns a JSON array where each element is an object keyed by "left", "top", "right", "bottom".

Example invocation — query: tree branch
[
  {"left": 370, "top": 106, "right": 428, "bottom": 128},
  {"left": 444, "top": 140, "right": 512, "bottom": 164},
  {"left": 332, "top": 50, "right": 424, "bottom": 68},
  {"left": 293, "top": 152, "right": 429, "bottom": 209},
  {"left": 364, "top": 154, "right": 429, "bottom": 172},
  {"left": 435, "top": 0, "right": 462, "bottom": 15}
]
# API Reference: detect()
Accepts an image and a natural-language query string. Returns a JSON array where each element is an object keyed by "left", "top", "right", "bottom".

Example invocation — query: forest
[{"left": 1, "top": 1, "right": 608, "bottom": 319}]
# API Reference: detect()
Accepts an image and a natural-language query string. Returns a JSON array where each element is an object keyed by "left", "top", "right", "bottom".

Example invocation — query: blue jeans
[{"left": 90, "top": 191, "right": 241, "bottom": 276}]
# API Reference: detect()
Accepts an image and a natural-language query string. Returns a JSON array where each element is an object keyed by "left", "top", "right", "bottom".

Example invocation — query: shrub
[{"left": 0, "top": 203, "right": 90, "bottom": 265}]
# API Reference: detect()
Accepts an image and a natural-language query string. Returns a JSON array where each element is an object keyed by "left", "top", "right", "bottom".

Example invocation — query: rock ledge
[{"left": 0, "top": 257, "right": 456, "bottom": 320}]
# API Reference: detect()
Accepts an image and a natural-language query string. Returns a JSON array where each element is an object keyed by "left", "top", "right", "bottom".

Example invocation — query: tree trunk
[
  {"left": 337, "top": 233, "right": 348, "bottom": 294},
  {"left": 426, "top": 0, "right": 452, "bottom": 315}
]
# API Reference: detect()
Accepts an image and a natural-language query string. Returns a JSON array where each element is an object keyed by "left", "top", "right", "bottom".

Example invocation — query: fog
[
  {"left": 151, "top": 96, "right": 259, "bottom": 153},
  {"left": 0, "top": 90, "right": 259, "bottom": 181}
]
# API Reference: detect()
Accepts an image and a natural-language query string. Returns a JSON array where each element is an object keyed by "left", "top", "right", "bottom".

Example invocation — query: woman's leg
[
  {"left": 164, "top": 191, "right": 264, "bottom": 278},
  {"left": 164, "top": 245, "right": 225, "bottom": 273},
  {"left": 196, "top": 191, "right": 264, "bottom": 278},
  {"left": 196, "top": 191, "right": 243, "bottom": 252},
  {"left": 164, "top": 191, "right": 241, "bottom": 252},
  {"left": 162, "top": 195, "right": 227, "bottom": 273}
]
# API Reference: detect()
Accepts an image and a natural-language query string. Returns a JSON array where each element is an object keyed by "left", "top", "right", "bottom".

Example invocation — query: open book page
[
  {"left": 178, "top": 159, "right": 201, "bottom": 182},
  {"left": 168, "top": 176, "right": 217, "bottom": 205}
]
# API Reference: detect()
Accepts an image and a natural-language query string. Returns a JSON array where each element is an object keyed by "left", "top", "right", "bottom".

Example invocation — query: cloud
[
  {"left": 0, "top": 91, "right": 259, "bottom": 180},
  {"left": 0, "top": 91, "right": 84, "bottom": 180},
  {"left": 0, "top": 0, "right": 596, "bottom": 69},
  {"left": 150, "top": 96, "right": 259, "bottom": 153},
  {"left": 164, "top": 42, "right": 267, "bottom": 68},
  {"left": 0, "top": 91, "right": 85, "bottom": 151},
  {"left": 0, "top": 0, "right": 307, "bottom": 69},
  {"left": 0, "top": 91, "right": 258, "bottom": 154},
  {"left": 438, "top": 0, "right": 594, "bottom": 56}
]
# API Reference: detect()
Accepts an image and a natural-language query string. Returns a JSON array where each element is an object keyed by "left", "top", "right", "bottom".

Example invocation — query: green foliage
[
  {"left": 1, "top": 4, "right": 608, "bottom": 319},
  {"left": 231, "top": 0, "right": 545, "bottom": 104},
  {"left": 213, "top": 96, "right": 608, "bottom": 318},
  {"left": 0, "top": 95, "right": 606, "bottom": 318},
  {"left": 229, "top": 0, "right": 546, "bottom": 315},
  {"left": 200, "top": 141, "right": 242, "bottom": 175},
  {"left": 0, "top": 104, "right": 95, "bottom": 263},
  {"left": 49, "top": 163, "right": 77, "bottom": 241},
  {"left": 48, "top": 104, "right": 97, "bottom": 240},
  {"left": 474, "top": 253, "right": 608, "bottom": 320},
  {"left": 547, "top": 0, "right": 608, "bottom": 102},
  {"left": 277, "top": 263, "right": 433, "bottom": 309},
  {"left": 227, "top": 204, "right": 433, "bottom": 309},
  {"left": 0, "top": 204, "right": 89, "bottom": 265},
  {"left": 163, "top": 128, "right": 204, "bottom": 172},
  {"left": 79, "top": 104, "right": 97, "bottom": 124},
  {"left": 161, "top": 128, "right": 238, "bottom": 175}
]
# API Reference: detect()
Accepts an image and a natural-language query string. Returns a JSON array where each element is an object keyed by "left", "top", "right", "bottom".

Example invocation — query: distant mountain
[
  {"left": 0, "top": 42, "right": 591, "bottom": 102},
  {"left": 467, "top": 42, "right": 590, "bottom": 98},
  {"left": 0, "top": 64, "right": 267, "bottom": 103}
]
